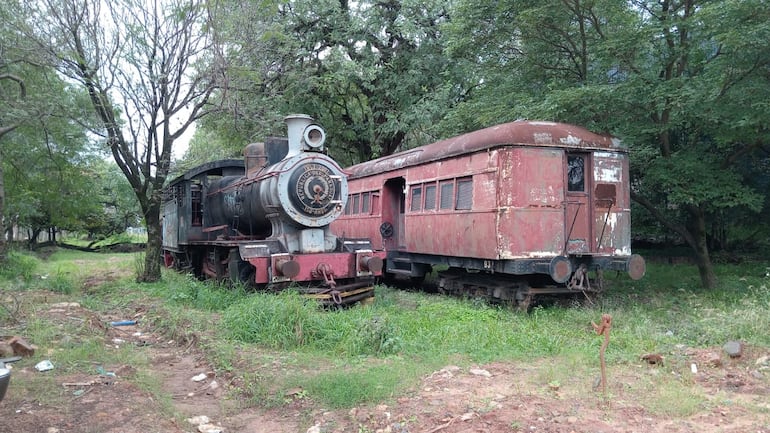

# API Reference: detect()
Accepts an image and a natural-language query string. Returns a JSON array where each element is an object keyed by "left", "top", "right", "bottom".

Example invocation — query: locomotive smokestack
[
  {"left": 244, "top": 142, "right": 267, "bottom": 177},
  {"left": 285, "top": 114, "right": 326, "bottom": 157}
]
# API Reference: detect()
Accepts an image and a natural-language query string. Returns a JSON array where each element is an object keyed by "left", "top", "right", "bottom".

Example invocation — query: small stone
[
  {"left": 306, "top": 425, "right": 321, "bottom": 433},
  {"left": 198, "top": 424, "right": 223, "bottom": 433},
  {"left": 641, "top": 353, "right": 664, "bottom": 365},
  {"left": 50, "top": 302, "right": 80, "bottom": 308},
  {"left": 723, "top": 341, "right": 743, "bottom": 358},
  {"left": 191, "top": 373, "right": 208, "bottom": 382},
  {"left": 186, "top": 416, "right": 210, "bottom": 426},
  {"left": 751, "top": 370, "right": 763, "bottom": 379},
  {"left": 755, "top": 356, "right": 769, "bottom": 366},
  {"left": 567, "top": 416, "right": 578, "bottom": 424},
  {"left": 8, "top": 336, "right": 37, "bottom": 357},
  {"left": 460, "top": 412, "right": 475, "bottom": 421},
  {"left": 469, "top": 368, "right": 492, "bottom": 377},
  {"left": 707, "top": 352, "right": 722, "bottom": 367}
]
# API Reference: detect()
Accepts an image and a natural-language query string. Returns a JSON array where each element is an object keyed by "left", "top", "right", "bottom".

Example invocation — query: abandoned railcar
[{"left": 331, "top": 120, "right": 645, "bottom": 307}]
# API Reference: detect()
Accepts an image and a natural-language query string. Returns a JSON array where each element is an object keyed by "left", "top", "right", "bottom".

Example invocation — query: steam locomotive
[{"left": 161, "top": 115, "right": 385, "bottom": 305}]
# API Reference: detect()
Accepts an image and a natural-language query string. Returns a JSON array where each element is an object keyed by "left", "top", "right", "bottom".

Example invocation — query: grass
[{"left": 1, "top": 248, "right": 769, "bottom": 420}]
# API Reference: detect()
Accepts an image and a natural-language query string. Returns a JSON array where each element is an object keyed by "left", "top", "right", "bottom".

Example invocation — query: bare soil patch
[{"left": 1, "top": 293, "right": 768, "bottom": 433}]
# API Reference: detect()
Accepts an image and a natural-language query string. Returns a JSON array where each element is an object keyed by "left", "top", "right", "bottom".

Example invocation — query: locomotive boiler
[
  {"left": 332, "top": 120, "right": 645, "bottom": 309},
  {"left": 161, "top": 115, "right": 385, "bottom": 305}
]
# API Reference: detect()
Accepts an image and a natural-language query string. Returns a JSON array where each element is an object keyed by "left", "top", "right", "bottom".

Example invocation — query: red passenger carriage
[{"left": 332, "top": 120, "right": 645, "bottom": 307}]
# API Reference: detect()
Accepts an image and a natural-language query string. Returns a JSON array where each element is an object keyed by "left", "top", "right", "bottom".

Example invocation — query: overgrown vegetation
[{"left": 1, "top": 250, "right": 769, "bottom": 416}]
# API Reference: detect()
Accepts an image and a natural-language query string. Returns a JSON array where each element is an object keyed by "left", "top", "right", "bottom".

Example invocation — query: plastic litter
[
  {"left": 110, "top": 320, "right": 137, "bottom": 326},
  {"left": 35, "top": 360, "right": 54, "bottom": 372}
]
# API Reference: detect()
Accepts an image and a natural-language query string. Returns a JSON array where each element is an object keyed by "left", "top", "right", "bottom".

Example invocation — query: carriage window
[
  {"left": 567, "top": 155, "right": 585, "bottom": 192},
  {"left": 456, "top": 178, "right": 473, "bottom": 210},
  {"left": 361, "top": 192, "right": 371, "bottom": 214},
  {"left": 191, "top": 183, "right": 202, "bottom": 226},
  {"left": 424, "top": 184, "right": 437, "bottom": 210},
  {"left": 410, "top": 186, "right": 422, "bottom": 212},
  {"left": 439, "top": 181, "right": 454, "bottom": 210},
  {"left": 371, "top": 191, "right": 380, "bottom": 213},
  {"left": 344, "top": 198, "right": 351, "bottom": 215},
  {"left": 352, "top": 194, "right": 360, "bottom": 214}
]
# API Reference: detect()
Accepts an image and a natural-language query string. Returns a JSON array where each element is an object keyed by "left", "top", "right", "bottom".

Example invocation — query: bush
[{"left": 0, "top": 251, "right": 40, "bottom": 281}]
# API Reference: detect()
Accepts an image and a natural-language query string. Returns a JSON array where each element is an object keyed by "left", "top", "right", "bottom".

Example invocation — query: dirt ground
[{"left": 1, "top": 295, "right": 769, "bottom": 433}]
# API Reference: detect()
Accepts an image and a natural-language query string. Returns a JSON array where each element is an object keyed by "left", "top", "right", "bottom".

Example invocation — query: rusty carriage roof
[{"left": 346, "top": 120, "right": 626, "bottom": 179}]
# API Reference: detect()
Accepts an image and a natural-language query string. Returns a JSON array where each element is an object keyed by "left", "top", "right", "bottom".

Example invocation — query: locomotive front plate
[{"left": 290, "top": 163, "right": 338, "bottom": 217}]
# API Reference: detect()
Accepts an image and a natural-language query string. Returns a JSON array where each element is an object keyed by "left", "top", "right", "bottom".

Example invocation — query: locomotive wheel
[
  {"left": 516, "top": 293, "right": 533, "bottom": 312},
  {"left": 229, "top": 249, "right": 256, "bottom": 286}
]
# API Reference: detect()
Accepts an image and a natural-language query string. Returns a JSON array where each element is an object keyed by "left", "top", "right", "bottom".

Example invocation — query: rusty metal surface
[{"left": 347, "top": 121, "right": 624, "bottom": 179}]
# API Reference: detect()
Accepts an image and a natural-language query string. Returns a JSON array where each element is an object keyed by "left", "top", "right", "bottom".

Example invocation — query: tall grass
[{"left": 3, "top": 247, "right": 768, "bottom": 414}]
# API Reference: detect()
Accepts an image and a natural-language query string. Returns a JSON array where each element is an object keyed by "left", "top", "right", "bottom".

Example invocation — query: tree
[
  {"left": 445, "top": 0, "right": 769, "bottom": 288},
  {"left": 204, "top": 0, "right": 452, "bottom": 165},
  {"left": 2, "top": 0, "right": 101, "bottom": 256},
  {"left": 24, "top": 0, "right": 223, "bottom": 281}
]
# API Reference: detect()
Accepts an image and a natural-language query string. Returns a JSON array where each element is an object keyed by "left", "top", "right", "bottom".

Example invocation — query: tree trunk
[
  {"left": 687, "top": 206, "right": 717, "bottom": 289},
  {"left": 137, "top": 200, "right": 162, "bottom": 283},
  {"left": 0, "top": 156, "right": 6, "bottom": 263}
]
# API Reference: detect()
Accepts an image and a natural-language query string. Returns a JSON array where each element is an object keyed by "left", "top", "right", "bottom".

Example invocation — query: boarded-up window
[
  {"left": 456, "top": 178, "right": 473, "bottom": 210},
  {"left": 594, "top": 183, "right": 616, "bottom": 207},
  {"left": 410, "top": 186, "right": 422, "bottom": 212},
  {"left": 371, "top": 192, "right": 380, "bottom": 213},
  {"left": 424, "top": 184, "right": 436, "bottom": 210},
  {"left": 362, "top": 192, "right": 371, "bottom": 213},
  {"left": 439, "top": 181, "right": 454, "bottom": 210}
]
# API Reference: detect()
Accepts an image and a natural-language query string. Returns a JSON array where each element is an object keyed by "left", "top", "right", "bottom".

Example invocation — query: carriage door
[
  {"left": 381, "top": 177, "right": 406, "bottom": 250},
  {"left": 564, "top": 153, "right": 593, "bottom": 254}
]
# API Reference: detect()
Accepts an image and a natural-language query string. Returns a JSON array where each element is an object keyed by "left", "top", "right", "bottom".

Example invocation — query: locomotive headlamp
[{"left": 303, "top": 124, "right": 326, "bottom": 150}]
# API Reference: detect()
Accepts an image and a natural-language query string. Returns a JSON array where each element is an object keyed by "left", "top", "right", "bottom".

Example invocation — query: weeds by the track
[{"left": 1, "top": 248, "right": 769, "bottom": 416}]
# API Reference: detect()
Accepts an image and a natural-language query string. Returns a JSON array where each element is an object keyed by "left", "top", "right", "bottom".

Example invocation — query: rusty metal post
[{"left": 592, "top": 314, "right": 612, "bottom": 394}]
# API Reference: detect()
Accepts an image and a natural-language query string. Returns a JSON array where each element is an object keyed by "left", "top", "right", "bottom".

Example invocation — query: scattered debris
[
  {"left": 197, "top": 424, "right": 223, "bottom": 433},
  {"left": 49, "top": 302, "right": 80, "bottom": 309},
  {"left": 592, "top": 313, "right": 612, "bottom": 394},
  {"left": 62, "top": 381, "right": 95, "bottom": 387},
  {"left": 35, "top": 360, "right": 54, "bottom": 372},
  {"left": 110, "top": 320, "right": 137, "bottom": 326},
  {"left": 0, "top": 336, "right": 37, "bottom": 358},
  {"left": 641, "top": 353, "right": 664, "bottom": 365},
  {"left": 706, "top": 352, "right": 722, "bottom": 367},
  {"left": 191, "top": 373, "right": 208, "bottom": 382},
  {"left": 469, "top": 368, "right": 492, "bottom": 377},
  {"left": 460, "top": 412, "right": 475, "bottom": 421},
  {"left": 187, "top": 415, "right": 210, "bottom": 425},
  {"left": 691, "top": 363, "right": 698, "bottom": 374}
]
